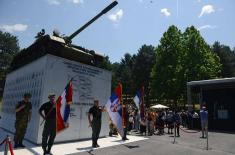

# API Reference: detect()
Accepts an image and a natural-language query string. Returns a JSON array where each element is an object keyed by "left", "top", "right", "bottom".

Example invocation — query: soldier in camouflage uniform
[{"left": 14, "top": 93, "right": 32, "bottom": 148}]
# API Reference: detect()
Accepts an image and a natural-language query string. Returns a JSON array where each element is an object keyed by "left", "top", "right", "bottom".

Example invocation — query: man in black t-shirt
[
  {"left": 88, "top": 100, "right": 104, "bottom": 148},
  {"left": 14, "top": 93, "right": 32, "bottom": 148},
  {"left": 39, "top": 93, "right": 56, "bottom": 155}
]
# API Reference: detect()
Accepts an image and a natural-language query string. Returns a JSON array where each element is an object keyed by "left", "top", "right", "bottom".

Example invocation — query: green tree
[
  {"left": 132, "top": 45, "right": 156, "bottom": 107},
  {"left": 111, "top": 53, "right": 135, "bottom": 102},
  {"left": 0, "top": 31, "right": 20, "bottom": 96},
  {"left": 180, "top": 26, "right": 221, "bottom": 107},
  {"left": 212, "top": 41, "right": 235, "bottom": 77},
  {"left": 151, "top": 25, "right": 183, "bottom": 107},
  {"left": 151, "top": 25, "right": 221, "bottom": 108},
  {"left": 183, "top": 26, "right": 221, "bottom": 83},
  {"left": 99, "top": 56, "right": 112, "bottom": 71},
  {"left": 119, "top": 53, "right": 135, "bottom": 96},
  {"left": 111, "top": 62, "right": 121, "bottom": 90}
]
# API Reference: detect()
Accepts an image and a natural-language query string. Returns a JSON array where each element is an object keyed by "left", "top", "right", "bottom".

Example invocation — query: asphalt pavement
[
  {"left": 1, "top": 127, "right": 235, "bottom": 155},
  {"left": 69, "top": 129, "right": 235, "bottom": 155}
]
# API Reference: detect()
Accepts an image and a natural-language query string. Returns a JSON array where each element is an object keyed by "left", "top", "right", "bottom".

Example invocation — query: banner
[
  {"left": 56, "top": 81, "right": 73, "bottom": 133},
  {"left": 105, "top": 83, "right": 124, "bottom": 137}
]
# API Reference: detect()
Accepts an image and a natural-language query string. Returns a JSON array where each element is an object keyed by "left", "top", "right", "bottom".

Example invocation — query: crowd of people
[{"left": 109, "top": 106, "right": 208, "bottom": 139}]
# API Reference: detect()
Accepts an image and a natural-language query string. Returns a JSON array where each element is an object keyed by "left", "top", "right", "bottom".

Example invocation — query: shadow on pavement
[
  {"left": 76, "top": 147, "right": 94, "bottom": 155},
  {"left": 209, "top": 130, "right": 235, "bottom": 134},
  {"left": 76, "top": 146, "right": 93, "bottom": 151},
  {"left": 122, "top": 144, "right": 139, "bottom": 149}
]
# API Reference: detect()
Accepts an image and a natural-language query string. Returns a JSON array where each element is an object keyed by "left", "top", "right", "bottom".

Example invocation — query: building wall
[
  {"left": 1, "top": 54, "right": 112, "bottom": 144},
  {"left": 1, "top": 56, "right": 47, "bottom": 143},
  {"left": 202, "top": 88, "right": 235, "bottom": 131}
]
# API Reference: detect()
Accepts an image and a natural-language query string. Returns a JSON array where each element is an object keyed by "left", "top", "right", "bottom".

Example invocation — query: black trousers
[
  {"left": 91, "top": 120, "right": 101, "bottom": 146},
  {"left": 140, "top": 124, "right": 146, "bottom": 134},
  {"left": 42, "top": 119, "right": 56, "bottom": 152},
  {"left": 123, "top": 127, "right": 127, "bottom": 139},
  {"left": 174, "top": 124, "right": 180, "bottom": 136}
]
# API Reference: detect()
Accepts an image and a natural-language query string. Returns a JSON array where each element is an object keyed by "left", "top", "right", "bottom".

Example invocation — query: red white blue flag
[
  {"left": 105, "top": 83, "right": 124, "bottom": 137},
  {"left": 133, "top": 90, "right": 142, "bottom": 109},
  {"left": 56, "top": 81, "right": 73, "bottom": 133},
  {"left": 134, "top": 87, "right": 145, "bottom": 120}
]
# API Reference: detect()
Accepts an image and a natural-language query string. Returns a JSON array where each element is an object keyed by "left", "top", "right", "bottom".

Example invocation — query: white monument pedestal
[{"left": 0, "top": 54, "right": 111, "bottom": 144}]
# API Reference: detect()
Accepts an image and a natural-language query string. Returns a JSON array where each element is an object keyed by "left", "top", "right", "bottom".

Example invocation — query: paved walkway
[
  {"left": 70, "top": 129, "right": 235, "bottom": 155},
  {"left": 1, "top": 127, "right": 235, "bottom": 155},
  {"left": 0, "top": 128, "right": 147, "bottom": 155}
]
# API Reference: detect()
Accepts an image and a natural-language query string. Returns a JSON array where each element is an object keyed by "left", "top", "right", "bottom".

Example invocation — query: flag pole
[
  {"left": 141, "top": 86, "right": 145, "bottom": 120},
  {"left": 120, "top": 83, "right": 126, "bottom": 129},
  {"left": 173, "top": 122, "right": 176, "bottom": 144}
]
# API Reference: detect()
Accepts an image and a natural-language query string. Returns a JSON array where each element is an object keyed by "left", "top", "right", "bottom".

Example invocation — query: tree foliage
[
  {"left": 117, "top": 53, "right": 135, "bottom": 95},
  {"left": 151, "top": 25, "right": 221, "bottom": 107},
  {"left": 99, "top": 56, "right": 112, "bottom": 71},
  {"left": 132, "top": 45, "right": 156, "bottom": 107},
  {"left": 183, "top": 26, "right": 221, "bottom": 82},
  {"left": 212, "top": 41, "right": 235, "bottom": 77},
  {"left": 151, "top": 25, "right": 183, "bottom": 106},
  {"left": 0, "top": 31, "right": 20, "bottom": 96}
]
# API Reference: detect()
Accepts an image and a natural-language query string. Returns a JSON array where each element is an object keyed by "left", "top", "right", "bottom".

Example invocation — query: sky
[{"left": 0, "top": 0, "right": 235, "bottom": 63}]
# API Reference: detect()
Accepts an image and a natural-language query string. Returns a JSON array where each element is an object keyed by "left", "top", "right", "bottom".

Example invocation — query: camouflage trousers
[
  {"left": 14, "top": 119, "right": 28, "bottom": 143},
  {"left": 109, "top": 123, "right": 118, "bottom": 136}
]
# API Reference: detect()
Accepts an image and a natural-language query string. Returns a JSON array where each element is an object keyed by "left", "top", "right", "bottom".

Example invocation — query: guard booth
[{"left": 187, "top": 78, "right": 235, "bottom": 131}]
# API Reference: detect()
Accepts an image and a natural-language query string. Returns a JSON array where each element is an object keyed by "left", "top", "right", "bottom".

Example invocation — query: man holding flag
[
  {"left": 39, "top": 80, "right": 73, "bottom": 155},
  {"left": 39, "top": 93, "right": 57, "bottom": 155}
]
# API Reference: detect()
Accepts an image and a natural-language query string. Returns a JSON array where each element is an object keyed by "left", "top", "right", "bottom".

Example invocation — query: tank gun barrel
[{"left": 65, "top": 1, "right": 118, "bottom": 44}]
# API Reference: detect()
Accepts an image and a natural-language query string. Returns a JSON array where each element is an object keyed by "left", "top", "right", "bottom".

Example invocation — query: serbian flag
[
  {"left": 133, "top": 90, "right": 142, "bottom": 109},
  {"left": 134, "top": 87, "right": 145, "bottom": 120},
  {"left": 56, "top": 81, "right": 73, "bottom": 133},
  {"left": 105, "top": 83, "right": 124, "bottom": 137}
]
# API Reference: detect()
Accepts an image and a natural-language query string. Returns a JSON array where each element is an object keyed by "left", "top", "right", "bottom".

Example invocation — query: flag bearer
[
  {"left": 39, "top": 93, "right": 56, "bottom": 155},
  {"left": 88, "top": 100, "right": 105, "bottom": 148}
]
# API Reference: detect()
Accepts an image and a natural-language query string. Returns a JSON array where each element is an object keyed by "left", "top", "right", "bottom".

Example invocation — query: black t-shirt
[
  {"left": 16, "top": 100, "right": 32, "bottom": 119},
  {"left": 89, "top": 106, "right": 102, "bottom": 120},
  {"left": 39, "top": 101, "right": 56, "bottom": 120}
]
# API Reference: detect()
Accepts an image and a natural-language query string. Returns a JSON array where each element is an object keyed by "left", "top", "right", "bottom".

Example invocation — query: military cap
[
  {"left": 48, "top": 93, "right": 56, "bottom": 98},
  {"left": 24, "top": 93, "right": 32, "bottom": 98}
]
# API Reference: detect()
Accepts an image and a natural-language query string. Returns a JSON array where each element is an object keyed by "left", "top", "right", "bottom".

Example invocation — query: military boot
[
  {"left": 47, "top": 146, "right": 53, "bottom": 155},
  {"left": 18, "top": 141, "right": 25, "bottom": 148},
  {"left": 14, "top": 141, "right": 19, "bottom": 148}
]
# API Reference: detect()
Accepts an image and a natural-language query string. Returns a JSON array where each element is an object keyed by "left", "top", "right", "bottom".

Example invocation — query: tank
[
  {"left": 1, "top": 1, "right": 118, "bottom": 145},
  {"left": 10, "top": 1, "right": 118, "bottom": 71}
]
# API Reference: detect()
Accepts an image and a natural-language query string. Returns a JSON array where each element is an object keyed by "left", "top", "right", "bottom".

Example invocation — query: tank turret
[{"left": 10, "top": 1, "right": 118, "bottom": 72}]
